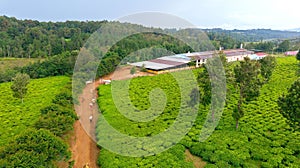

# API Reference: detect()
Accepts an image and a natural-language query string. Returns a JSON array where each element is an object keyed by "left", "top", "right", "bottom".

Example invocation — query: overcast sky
[{"left": 1, "top": 0, "right": 300, "bottom": 30}]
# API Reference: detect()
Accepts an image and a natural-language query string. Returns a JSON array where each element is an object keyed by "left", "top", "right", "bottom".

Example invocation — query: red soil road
[
  {"left": 69, "top": 66, "right": 152, "bottom": 168},
  {"left": 71, "top": 82, "right": 100, "bottom": 168}
]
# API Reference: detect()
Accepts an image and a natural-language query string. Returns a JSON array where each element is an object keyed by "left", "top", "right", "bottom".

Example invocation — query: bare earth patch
[{"left": 185, "top": 149, "right": 207, "bottom": 168}]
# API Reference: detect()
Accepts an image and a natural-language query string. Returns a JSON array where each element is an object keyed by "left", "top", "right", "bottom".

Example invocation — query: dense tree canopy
[
  {"left": 0, "top": 16, "right": 104, "bottom": 58},
  {"left": 277, "top": 40, "right": 290, "bottom": 52},
  {"left": 233, "top": 57, "right": 261, "bottom": 129},
  {"left": 0, "top": 129, "right": 70, "bottom": 167},
  {"left": 297, "top": 51, "right": 300, "bottom": 61},
  {"left": 259, "top": 56, "right": 277, "bottom": 82},
  {"left": 278, "top": 78, "right": 300, "bottom": 130}
]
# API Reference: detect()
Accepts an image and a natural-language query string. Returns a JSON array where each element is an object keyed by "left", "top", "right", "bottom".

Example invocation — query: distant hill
[
  {"left": 201, "top": 28, "right": 300, "bottom": 42},
  {"left": 288, "top": 28, "right": 300, "bottom": 32}
]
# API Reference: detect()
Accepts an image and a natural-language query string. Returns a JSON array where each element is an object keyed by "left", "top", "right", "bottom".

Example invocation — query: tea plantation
[
  {"left": 0, "top": 76, "right": 69, "bottom": 146},
  {"left": 96, "top": 56, "right": 300, "bottom": 167}
]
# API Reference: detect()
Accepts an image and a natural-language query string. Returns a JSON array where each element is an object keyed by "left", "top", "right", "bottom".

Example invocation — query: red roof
[
  {"left": 284, "top": 51, "right": 298, "bottom": 56},
  {"left": 256, "top": 52, "right": 267, "bottom": 57}
]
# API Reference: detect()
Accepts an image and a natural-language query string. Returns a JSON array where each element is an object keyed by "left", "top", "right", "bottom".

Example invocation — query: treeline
[
  {"left": 3, "top": 15, "right": 300, "bottom": 60},
  {"left": 245, "top": 39, "right": 300, "bottom": 53},
  {"left": 203, "top": 28, "right": 300, "bottom": 42},
  {"left": 97, "top": 32, "right": 193, "bottom": 76},
  {"left": 0, "top": 82, "right": 77, "bottom": 167},
  {"left": 0, "top": 16, "right": 105, "bottom": 58},
  {"left": 0, "top": 51, "right": 77, "bottom": 83}
]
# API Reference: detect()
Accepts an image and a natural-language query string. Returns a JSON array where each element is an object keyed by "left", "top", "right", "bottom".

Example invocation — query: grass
[{"left": 0, "top": 76, "right": 69, "bottom": 146}]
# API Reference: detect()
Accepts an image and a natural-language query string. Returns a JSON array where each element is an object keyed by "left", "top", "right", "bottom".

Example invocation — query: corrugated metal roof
[
  {"left": 131, "top": 49, "right": 254, "bottom": 71},
  {"left": 149, "top": 59, "right": 184, "bottom": 66},
  {"left": 159, "top": 56, "right": 190, "bottom": 63},
  {"left": 131, "top": 61, "right": 183, "bottom": 70}
]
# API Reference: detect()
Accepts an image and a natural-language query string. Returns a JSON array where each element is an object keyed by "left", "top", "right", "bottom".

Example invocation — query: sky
[{"left": 0, "top": 0, "right": 300, "bottom": 30}]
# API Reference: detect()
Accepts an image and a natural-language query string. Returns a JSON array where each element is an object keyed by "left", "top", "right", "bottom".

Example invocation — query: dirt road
[
  {"left": 71, "top": 82, "right": 100, "bottom": 168},
  {"left": 69, "top": 66, "right": 151, "bottom": 168}
]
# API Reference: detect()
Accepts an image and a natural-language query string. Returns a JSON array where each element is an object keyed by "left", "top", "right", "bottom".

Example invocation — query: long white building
[{"left": 131, "top": 49, "right": 254, "bottom": 74}]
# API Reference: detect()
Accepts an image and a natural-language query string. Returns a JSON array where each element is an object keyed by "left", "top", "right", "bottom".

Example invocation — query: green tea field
[
  {"left": 0, "top": 76, "right": 70, "bottom": 146},
  {"left": 97, "top": 56, "right": 300, "bottom": 167}
]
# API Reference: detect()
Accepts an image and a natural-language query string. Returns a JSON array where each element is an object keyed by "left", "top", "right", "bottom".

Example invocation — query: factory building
[{"left": 131, "top": 49, "right": 254, "bottom": 74}]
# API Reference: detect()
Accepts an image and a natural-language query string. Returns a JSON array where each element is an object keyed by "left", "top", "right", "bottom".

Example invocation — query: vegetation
[
  {"left": 97, "top": 71, "right": 196, "bottom": 167},
  {"left": 245, "top": 41, "right": 275, "bottom": 52},
  {"left": 278, "top": 78, "right": 300, "bottom": 130},
  {"left": 233, "top": 57, "right": 262, "bottom": 129},
  {"left": 0, "top": 16, "right": 104, "bottom": 58},
  {"left": 0, "top": 129, "right": 70, "bottom": 167},
  {"left": 1, "top": 15, "right": 300, "bottom": 167},
  {"left": 259, "top": 56, "right": 277, "bottom": 82},
  {"left": 297, "top": 52, "right": 300, "bottom": 76},
  {"left": 1, "top": 14, "right": 299, "bottom": 59},
  {"left": 0, "top": 57, "right": 41, "bottom": 71},
  {"left": 187, "top": 57, "right": 299, "bottom": 167},
  {"left": 0, "top": 76, "right": 75, "bottom": 167},
  {"left": 0, "top": 76, "right": 69, "bottom": 146},
  {"left": 34, "top": 83, "right": 77, "bottom": 137},
  {"left": 96, "top": 32, "right": 193, "bottom": 77},
  {"left": 0, "top": 51, "right": 77, "bottom": 84},
  {"left": 10, "top": 73, "right": 30, "bottom": 103},
  {"left": 130, "top": 66, "right": 136, "bottom": 75},
  {"left": 97, "top": 57, "right": 299, "bottom": 167},
  {"left": 277, "top": 40, "right": 291, "bottom": 52},
  {"left": 140, "top": 64, "right": 147, "bottom": 72},
  {"left": 203, "top": 28, "right": 300, "bottom": 42}
]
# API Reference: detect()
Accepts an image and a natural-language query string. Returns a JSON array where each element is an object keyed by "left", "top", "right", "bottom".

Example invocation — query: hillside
[
  {"left": 96, "top": 56, "right": 300, "bottom": 167},
  {"left": 202, "top": 28, "right": 300, "bottom": 42}
]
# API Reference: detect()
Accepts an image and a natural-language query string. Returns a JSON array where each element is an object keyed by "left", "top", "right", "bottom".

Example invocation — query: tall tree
[
  {"left": 277, "top": 40, "right": 290, "bottom": 52},
  {"left": 233, "top": 57, "right": 261, "bottom": 129},
  {"left": 11, "top": 73, "right": 30, "bottom": 103},
  {"left": 259, "top": 56, "right": 277, "bottom": 82},
  {"left": 198, "top": 65, "right": 211, "bottom": 107},
  {"left": 297, "top": 50, "right": 300, "bottom": 61},
  {"left": 278, "top": 78, "right": 300, "bottom": 130},
  {"left": 297, "top": 51, "right": 300, "bottom": 76},
  {"left": 197, "top": 52, "right": 227, "bottom": 121}
]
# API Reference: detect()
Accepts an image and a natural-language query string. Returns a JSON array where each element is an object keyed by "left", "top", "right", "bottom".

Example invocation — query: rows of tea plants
[
  {"left": 97, "top": 71, "right": 199, "bottom": 167},
  {"left": 96, "top": 57, "right": 300, "bottom": 167},
  {"left": 186, "top": 57, "right": 300, "bottom": 167},
  {"left": 0, "top": 76, "right": 69, "bottom": 146}
]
